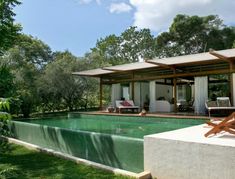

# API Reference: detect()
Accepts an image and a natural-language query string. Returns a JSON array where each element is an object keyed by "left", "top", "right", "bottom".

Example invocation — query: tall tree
[
  {"left": 37, "top": 51, "right": 87, "bottom": 112},
  {"left": 156, "top": 14, "right": 235, "bottom": 57},
  {"left": 92, "top": 26, "right": 156, "bottom": 65},
  {"left": 5, "top": 34, "right": 53, "bottom": 70},
  {"left": 1, "top": 35, "right": 53, "bottom": 117},
  {"left": 0, "top": 64, "right": 14, "bottom": 97},
  {"left": 0, "top": 0, "right": 21, "bottom": 54}
]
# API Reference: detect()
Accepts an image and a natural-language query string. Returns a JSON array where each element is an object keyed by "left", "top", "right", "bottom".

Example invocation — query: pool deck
[
  {"left": 144, "top": 124, "right": 235, "bottom": 179},
  {"left": 75, "top": 111, "right": 210, "bottom": 120}
]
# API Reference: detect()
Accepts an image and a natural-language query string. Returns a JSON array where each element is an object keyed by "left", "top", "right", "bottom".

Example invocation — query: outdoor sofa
[
  {"left": 115, "top": 100, "right": 139, "bottom": 113},
  {"left": 205, "top": 97, "right": 235, "bottom": 117}
]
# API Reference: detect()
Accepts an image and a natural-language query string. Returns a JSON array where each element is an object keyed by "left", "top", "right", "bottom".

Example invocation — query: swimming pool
[
  {"left": 9, "top": 113, "right": 205, "bottom": 173},
  {"left": 27, "top": 113, "right": 205, "bottom": 138}
]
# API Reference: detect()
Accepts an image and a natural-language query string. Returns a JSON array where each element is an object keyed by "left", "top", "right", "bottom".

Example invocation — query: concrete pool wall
[
  {"left": 144, "top": 124, "right": 235, "bottom": 179},
  {"left": 9, "top": 121, "right": 143, "bottom": 173}
]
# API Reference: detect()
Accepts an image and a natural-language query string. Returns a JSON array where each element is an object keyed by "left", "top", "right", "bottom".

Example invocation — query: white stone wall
[{"left": 144, "top": 125, "right": 235, "bottom": 179}]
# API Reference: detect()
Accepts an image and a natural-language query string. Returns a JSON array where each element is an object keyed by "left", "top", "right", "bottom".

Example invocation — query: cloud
[
  {"left": 129, "top": 0, "right": 235, "bottom": 32},
  {"left": 109, "top": 2, "right": 132, "bottom": 14},
  {"left": 78, "top": 0, "right": 101, "bottom": 5}
]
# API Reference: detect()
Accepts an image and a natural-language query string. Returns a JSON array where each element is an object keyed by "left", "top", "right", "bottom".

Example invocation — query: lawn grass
[{"left": 0, "top": 142, "right": 133, "bottom": 179}]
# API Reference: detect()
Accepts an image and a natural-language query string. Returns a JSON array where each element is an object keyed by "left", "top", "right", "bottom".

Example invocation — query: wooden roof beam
[
  {"left": 209, "top": 49, "right": 231, "bottom": 63},
  {"left": 145, "top": 59, "right": 174, "bottom": 70},
  {"left": 145, "top": 59, "right": 185, "bottom": 73},
  {"left": 102, "top": 67, "right": 123, "bottom": 72}
]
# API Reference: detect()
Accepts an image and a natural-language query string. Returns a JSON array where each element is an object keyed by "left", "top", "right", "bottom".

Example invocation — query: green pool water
[{"left": 27, "top": 114, "right": 205, "bottom": 139}]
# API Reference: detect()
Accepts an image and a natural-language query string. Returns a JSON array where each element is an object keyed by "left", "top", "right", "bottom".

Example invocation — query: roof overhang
[
  {"left": 73, "top": 48, "right": 235, "bottom": 84},
  {"left": 72, "top": 68, "right": 114, "bottom": 77}
]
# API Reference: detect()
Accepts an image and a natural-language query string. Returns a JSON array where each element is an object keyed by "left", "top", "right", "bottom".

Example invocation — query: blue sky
[
  {"left": 15, "top": 0, "right": 235, "bottom": 57},
  {"left": 15, "top": 0, "right": 134, "bottom": 57}
]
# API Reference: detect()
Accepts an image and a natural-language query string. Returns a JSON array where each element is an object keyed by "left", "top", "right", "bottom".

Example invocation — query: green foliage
[
  {"left": 0, "top": 167, "right": 21, "bottom": 179},
  {"left": 3, "top": 34, "right": 53, "bottom": 70},
  {"left": 1, "top": 34, "right": 53, "bottom": 117},
  {"left": 17, "top": 90, "right": 34, "bottom": 118},
  {"left": 37, "top": 51, "right": 89, "bottom": 111},
  {"left": 0, "top": 98, "right": 11, "bottom": 136},
  {"left": 156, "top": 14, "right": 235, "bottom": 57},
  {"left": 14, "top": 34, "right": 53, "bottom": 69},
  {"left": 0, "top": 64, "right": 15, "bottom": 97},
  {"left": 0, "top": 0, "right": 22, "bottom": 54},
  {"left": 233, "top": 40, "right": 235, "bottom": 48},
  {"left": 0, "top": 98, "right": 10, "bottom": 111},
  {"left": 0, "top": 143, "right": 133, "bottom": 179},
  {"left": 92, "top": 26, "right": 156, "bottom": 65}
]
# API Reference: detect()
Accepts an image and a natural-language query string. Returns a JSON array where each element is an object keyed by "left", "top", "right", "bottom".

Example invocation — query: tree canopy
[
  {"left": 37, "top": 51, "right": 96, "bottom": 112},
  {"left": 156, "top": 14, "right": 235, "bottom": 57},
  {"left": 91, "top": 26, "right": 156, "bottom": 65},
  {"left": 0, "top": 0, "right": 21, "bottom": 54}
]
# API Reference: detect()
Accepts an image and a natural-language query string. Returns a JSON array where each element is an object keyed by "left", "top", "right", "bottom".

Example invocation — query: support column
[
  {"left": 131, "top": 72, "right": 135, "bottom": 100},
  {"left": 173, "top": 78, "right": 177, "bottom": 112},
  {"left": 99, "top": 78, "right": 103, "bottom": 110},
  {"left": 230, "top": 61, "right": 234, "bottom": 106},
  {"left": 194, "top": 76, "right": 208, "bottom": 114},
  {"left": 232, "top": 73, "right": 235, "bottom": 106},
  {"left": 149, "top": 81, "right": 156, "bottom": 112},
  {"left": 173, "top": 68, "right": 177, "bottom": 112},
  {"left": 131, "top": 81, "right": 134, "bottom": 100}
]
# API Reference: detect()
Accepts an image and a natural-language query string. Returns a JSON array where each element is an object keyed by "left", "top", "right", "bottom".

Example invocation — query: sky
[{"left": 15, "top": 0, "right": 235, "bottom": 57}]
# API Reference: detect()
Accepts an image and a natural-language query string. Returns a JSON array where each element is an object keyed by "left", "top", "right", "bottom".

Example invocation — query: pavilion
[{"left": 73, "top": 48, "right": 235, "bottom": 115}]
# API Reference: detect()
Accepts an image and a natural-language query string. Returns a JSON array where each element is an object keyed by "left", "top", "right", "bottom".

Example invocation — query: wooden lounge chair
[
  {"left": 204, "top": 112, "right": 235, "bottom": 137},
  {"left": 205, "top": 97, "right": 235, "bottom": 117},
  {"left": 115, "top": 100, "right": 139, "bottom": 113}
]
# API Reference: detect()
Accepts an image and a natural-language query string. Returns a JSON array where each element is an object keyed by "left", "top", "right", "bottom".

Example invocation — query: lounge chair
[
  {"left": 115, "top": 100, "right": 139, "bottom": 113},
  {"left": 204, "top": 112, "right": 235, "bottom": 137},
  {"left": 205, "top": 97, "right": 235, "bottom": 117}
]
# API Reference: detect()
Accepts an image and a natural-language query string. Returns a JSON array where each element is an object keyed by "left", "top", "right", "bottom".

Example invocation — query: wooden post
[
  {"left": 131, "top": 81, "right": 134, "bottom": 100},
  {"left": 99, "top": 78, "right": 103, "bottom": 111},
  {"left": 173, "top": 78, "right": 177, "bottom": 113},
  {"left": 230, "top": 61, "right": 234, "bottom": 106},
  {"left": 173, "top": 68, "right": 177, "bottom": 112},
  {"left": 131, "top": 72, "right": 134, "bottom": 100}
]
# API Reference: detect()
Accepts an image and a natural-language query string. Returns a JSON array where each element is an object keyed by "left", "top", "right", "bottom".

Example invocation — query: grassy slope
[{"left": 0, "top": 142, "right": 132, "bottom": 179}]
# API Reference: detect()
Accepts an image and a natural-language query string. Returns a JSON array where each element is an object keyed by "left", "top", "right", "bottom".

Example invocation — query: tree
[
  {"left": 0, "top": 64, "right": 15, "bottom": 97},
  {"left": 1, "top": 34, "right": 53, "bottom": 117},
  {"left": 92, "top": 26, "right": 156, "bottom": 65},
  {"left": 0, "top": 0, "right": 21, "bottom": 54},
  {"left": 0, "top": 98, "right": 11, "bottom": 136},
  {"left": 156, "top": 14, "right": 235, "bottom": 57},
  {"left": 37, "top": 51, "right": 87, "bottom": 111},
  {"left": 120, "top": 26, "right": 156, "bottom": 62}
]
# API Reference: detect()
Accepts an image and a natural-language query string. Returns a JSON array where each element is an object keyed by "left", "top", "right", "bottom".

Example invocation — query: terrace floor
[{"left": 80, "top": 110, "right": 211, "bottom": 120}]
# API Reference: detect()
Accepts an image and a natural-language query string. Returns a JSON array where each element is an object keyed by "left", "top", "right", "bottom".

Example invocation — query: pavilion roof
[
  {"left": 147, "top": 49, "right": 235, "bottom": 66},
  {"left": 73, "top": 48, "right": 235, "bottom": 83},
  {"left": 72, "top": 68, "right": 114, "bottom": 77}
]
